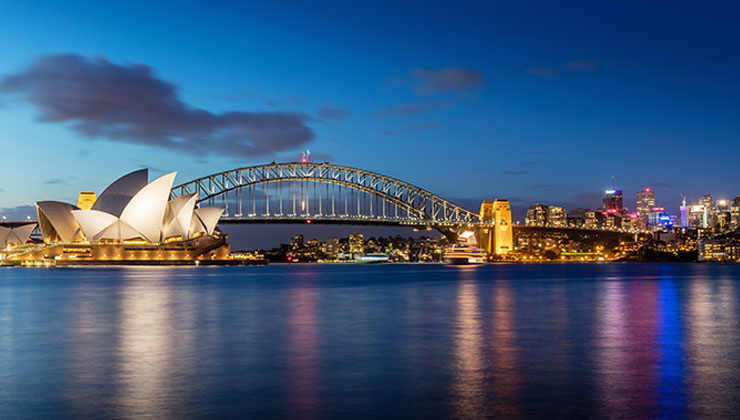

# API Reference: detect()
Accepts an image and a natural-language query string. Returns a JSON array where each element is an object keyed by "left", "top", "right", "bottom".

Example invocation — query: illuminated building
[
  {"left": 567, "top": 208, "right": 597, "bottom": 229},
  {"left": 479, "top": 199, "right": 513, "bottom": 255},
  {"left": 636, "top": 188, "right": 655, "bottom": 229},
  {"left": 526, "top": 204, "right": 548, "bottom": 227},
  {"left": 547, "top": 206, "right": 566, "bottom": 228},
  {"left": 732, "top": 196, "right": 740, "bottom": 229},
  {"left": 602, "top": 189, "right": 623, "bottom": 211},
  {"left": 3, "top": 169, "right": 229, "bottom": 265},
  {"left": 680, "top": 197, "right": 688, "bottom": 228},
  {"left": 291, "top": 234, "right": 304, "bottom": 249},
  {"left": 76, "top": 191, "right": 97, "bottom": 210},
  {"left": 701, "top": 195, "right": 714, "bottom": 228},
  {"left": 349, "top": 233, "right": 364, "bottom": 254},
  {"left": 0, "top": 223, "right": 36, "bottom": 250}
]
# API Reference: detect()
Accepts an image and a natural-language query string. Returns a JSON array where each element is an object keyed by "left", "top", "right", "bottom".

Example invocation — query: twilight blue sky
[{"left": 1, "top": 0, "right": 739, "bottom": 226}]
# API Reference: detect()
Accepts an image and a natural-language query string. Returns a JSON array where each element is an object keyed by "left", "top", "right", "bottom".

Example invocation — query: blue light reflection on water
[{"left": 1, "top": 263, "right": 740, "bottom": 419}]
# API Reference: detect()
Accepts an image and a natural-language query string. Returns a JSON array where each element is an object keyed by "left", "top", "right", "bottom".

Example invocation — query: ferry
[
  {"left": 353, "top": 253, "right": 390, "bottom": 263},
  {"left": 443, "top": 245, "right": 487, "bottom": 265}
]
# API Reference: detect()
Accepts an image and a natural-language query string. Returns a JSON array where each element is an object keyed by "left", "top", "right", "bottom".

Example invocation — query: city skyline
[{"left": 2, "top": 1, "right": 740, "bottom": 221}]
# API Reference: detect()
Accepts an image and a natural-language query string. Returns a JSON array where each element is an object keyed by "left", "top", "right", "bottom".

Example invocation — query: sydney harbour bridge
[
  {"left": 169, "top": 161, "right": 629, "bottom": 245},
  {"left": 170, "top": 162, "right": 488, "bottom": 240}
]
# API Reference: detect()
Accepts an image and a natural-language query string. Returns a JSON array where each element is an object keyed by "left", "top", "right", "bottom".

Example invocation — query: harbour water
[{"left": 1, "top": 263, "right": 739, "bottom": 419}]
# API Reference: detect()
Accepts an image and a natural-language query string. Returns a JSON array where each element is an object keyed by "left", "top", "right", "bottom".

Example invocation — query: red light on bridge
[{"left": 306, "top": 219, "right": 312, "bottom": 224}]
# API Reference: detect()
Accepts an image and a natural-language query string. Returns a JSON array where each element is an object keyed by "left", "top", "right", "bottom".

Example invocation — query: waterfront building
[
  {"left": 3, "top": 169, "right": 229, "bottom": 264},
  {"left": 526, "top": 204, "right": 548, "bottom": 227},
  {"left": 0, "top": 223, "right": 36, "bottom": 250},
  {"left": 547, "top": 206, "right": 567, "bottom": 228},
  {"left": 322, "top": 237, "right": 340, "bottom": 258},
  {"left": 291, "top": 234, "right": 304, "bottom": 249},
  {"left": 349, "top": 233, "right": 364, "bottom": 254},
  {"left": 680, "top": 197, "right": 689, "bottom": 228}
]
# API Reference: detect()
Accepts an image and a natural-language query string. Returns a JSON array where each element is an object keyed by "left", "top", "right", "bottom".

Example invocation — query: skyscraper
[
  {"left": 636, "top": 188, "right": 655, "bottom": 229},
  {"left": 603, "top": 189, "right": 623, "bottom": 211}
]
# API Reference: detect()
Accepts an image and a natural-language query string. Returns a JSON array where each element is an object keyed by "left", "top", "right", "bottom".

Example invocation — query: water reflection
[
  {"left": 656, "top": 279, "right": 687, "bottom": 418},
  {"left": 452, "top": 272, "right": 485, "bottom": 419},
  {"left": 286, "top": 277, "right": 322, "bottom": 420},
  {"left": 598, "top": 280, "right": 659, "bottom": 418},
  {"left": 115, "top": 269, "right": 177, "bottom": 419},
  {"left": 686, "top": 274, "right": 740, "bottom": 417},
  {"left": 489, "top": 280, "right": 520, "bottom": 418}
]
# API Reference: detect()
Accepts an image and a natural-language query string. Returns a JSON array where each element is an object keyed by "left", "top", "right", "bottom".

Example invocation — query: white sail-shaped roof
[
  {"left": 72, "top": 210, "right": 120, "bottom": 243},
  {"left": 190, "top": 206, "right": 226, "bottom": 238},
  {"left": 91, "top": 169, "right": 148, "bottom": 217},
  {"left": 96, "top": 220, "right": 144, "bottom": 243},
  {"left": 73, "top": 209, "right": 152, "bottom": 243},
  {"left": 0, "top": 227, "right": 8, "bottom": 245},
  {"left": 7, "top": 223, "right": 37, "bottom": 245},
  {"left": 119, "top": 172, "right": 177, "bottom": 243},
  {"left": 35, "top": 201, "right": 81, "bottom": 243},
  {"left": 162, "top": 193, "right": 197, "bottom": 240}
]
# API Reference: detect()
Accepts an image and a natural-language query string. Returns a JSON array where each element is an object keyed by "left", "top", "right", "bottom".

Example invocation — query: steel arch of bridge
[{"left": 170, "top": 162, "right": 481, "bottom": 232}]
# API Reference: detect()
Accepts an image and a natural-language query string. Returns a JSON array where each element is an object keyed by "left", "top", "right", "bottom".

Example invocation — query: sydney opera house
[{"left": 1, "top": 169, "right": 231, "bottom": 265}]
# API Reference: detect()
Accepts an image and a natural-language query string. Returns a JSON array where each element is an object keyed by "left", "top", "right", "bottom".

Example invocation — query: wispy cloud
[
  {"left": 0, "top": 54, "right": 314, "bottom": 158},
  {"left": 503, "top": 170, "right": 529, "bottom": 175},
  {"left": 410, "top": 67, "right": 486, "bottom": 95},
  {"left": 378, "top": 101, "right": 448, "bottom": 116},
  {"left": 317, "top": 106, "right": 352, "bottom": 120},
  {"left": 0, "top": 205, "right": 36, "bottom": 221},
  {"left": 524, "top": 59, "right": 599, "bottom": 79},
  {"left": 44, "top": 178, "right": 66, "bottom": 185}
]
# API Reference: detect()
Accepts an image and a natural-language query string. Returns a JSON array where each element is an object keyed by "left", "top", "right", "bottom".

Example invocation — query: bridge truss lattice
[{"left": 171, "top": 162, "right": 482, "bottom": 235}]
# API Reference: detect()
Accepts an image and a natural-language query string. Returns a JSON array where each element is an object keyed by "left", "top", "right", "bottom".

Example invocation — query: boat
[
  {"left": 352, "top": 253, "right": 389, "bottom": 263},
  {"left": 443, "top": 245, "right": 487, "bottom": 265}
]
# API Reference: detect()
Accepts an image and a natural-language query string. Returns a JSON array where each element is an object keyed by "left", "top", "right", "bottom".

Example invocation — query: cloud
[
  {"left": 0, "top": 205, "right": 36, "bottom": 221},
  {"left": 0, "top": 188, "right": 4, "bottom": 192},
  {"left": 378, "top": 101, "right": 448, "bottom": 116},
  {"left": 503, "top": 170, "right": 529, "bottom": 175},
  {"left": 407, "top": 121, "right": 442, "bottom": 131},
  {"left": 565, "top": 60, "right": 599, "bottom": 71},
  {"left": 519, "top": 161, "right": 538, "bottom": 166},
  {"left": 0, "top": 54, "right": 314, "bottom": 158},
  {"left": 410, "top": 67, "right": 486, "bottom": 94},
  {"left": 383, "top": 129, "right": 399, "bottom": 136},
  {"left": 44, "top": 178, "right": 66, "bottom": 185},
  {"left": 317, "top": 106, "right": 352, "bottom": 120},
  {"left": 651, "top": 182, "right": 675, "bottom": 188}
]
